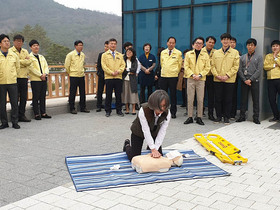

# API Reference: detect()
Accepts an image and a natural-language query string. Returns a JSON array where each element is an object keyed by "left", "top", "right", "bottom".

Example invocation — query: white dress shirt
[{"left": 138, "top": 107, "right": 171, "bottom": 150}]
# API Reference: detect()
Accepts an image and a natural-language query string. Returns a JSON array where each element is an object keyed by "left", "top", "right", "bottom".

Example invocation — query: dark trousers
[
  {"left": 230, "top": 77, "right": 239, "bottom": 118},
  {"left": 240, "top": 81, "right": 259, "bottom": 119},
  {"left": 0, "top": 84, "right": 18, "bottom": 124},
  {"left": 17, "top": 78, "right": 28, "bottom": 117},
  {"left": 97, "top": 76, "right": 105, "bottom": 108},
  {"left": 214, "top": 82, "right": 235, "bottom": 119},
  {"left": 160, "top": 77, "right": 178, "bottom": 115},
  {"left": 205, "top": 75, "right": 215, "bottom": 116},
  {"left": 267, "top": 79, "right": 280, "bottom": 119},
  {"left": 105, "top": 79, "right": 122, "bottom": 113},
  {"left": 140, "top": 85, "right": 153, "bottom": 104},
  {"left": 125, "top": 133, "right": 163, "bottom": 161},
  {"left": 69, "top": 77, "right": 86, "bottom": 111},
  {"left": 31, "top": 81, "right": 47, "bottom": 116}
]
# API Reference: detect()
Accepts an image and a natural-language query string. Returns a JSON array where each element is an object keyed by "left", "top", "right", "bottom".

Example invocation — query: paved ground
[{"left": 1, "top": 100, "right": 280, "bottom": 209}]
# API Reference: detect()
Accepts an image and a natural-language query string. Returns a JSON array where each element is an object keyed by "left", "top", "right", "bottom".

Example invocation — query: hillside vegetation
[{"left": 0, "top": 0, "right": 122, "bottom": 64}]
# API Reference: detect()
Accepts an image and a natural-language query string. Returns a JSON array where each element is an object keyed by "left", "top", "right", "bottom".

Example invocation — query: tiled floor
[{"left": 2, "top": 120, "right": 280, "bottom": 209}]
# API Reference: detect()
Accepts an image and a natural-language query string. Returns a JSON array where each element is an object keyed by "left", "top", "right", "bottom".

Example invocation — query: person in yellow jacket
[
  {"left": 11, "top": 34, "right": 32, "bottom": 122},
  {"left": 211, "top": 33, "right": 240, "bottom": 124},
  {"left": 29, "top": 40, "right": 51, "bottom": 120},
  {"left": 160, "top": 37, "right": 182, "bottom": 119},
  {"left": 0, "top": 34, "right": 20, "bottom": 129},
  {"left": 101, "top": 38, "right": 126, "bottom": 117},
  {"left": 184, "top": 37, "right": 210, "bottom": 126},
  {"left": 202, "top": 36, "right": 216, "bottom": 121},
  {"left": 65, "top": 40, "right": 90, "bottom": 114},
  {"left": 263, "top": 40, "right": 280, "bottom": 122}
]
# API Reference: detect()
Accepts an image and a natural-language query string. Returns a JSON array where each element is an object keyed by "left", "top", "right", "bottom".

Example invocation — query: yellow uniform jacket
[
  {"left": 202, "top": 47, "right": 216, "bottom": 76},
  {"left": 263, "top": 53, "right": 280, "bottom": 80},
  {"left": 29, "top": 52, "right": 49, "bottom": 81},
  {"left": 0, "top": 49, "right": 20, "bottom": 84},
  {"left": 10, "top": 46, "right": 32, "bottom": 78},
  {"left": 101, "top": 50, "right": 125, "bottom": 80},
  {"left": 64, "top": 50, "right": 85, "bottom": 77},
  {"left": 160, "top": 48, "right": 182, "bottom": 77},
  {"left": 211, "top": 47, "right": 240, "bottom": 83},
  {"left": 184, "top": 49, "right": 211, "bottom": 81}
]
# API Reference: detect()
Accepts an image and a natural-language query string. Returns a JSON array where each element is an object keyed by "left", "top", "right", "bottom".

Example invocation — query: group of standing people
[
  {"left": 1, "top": 32, "right": 280, "bottom": 130},
  {"left": 96, "top": 33, "right": 280, "bottom": 127},
  {"left": 0, "top": 34, "right": 51, "bottom": 129}
]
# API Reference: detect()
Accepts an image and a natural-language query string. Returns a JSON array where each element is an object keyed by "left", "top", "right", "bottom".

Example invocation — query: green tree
[
  {"left": 8, "top": 24, "right": 71, "bottom": 65},
  {"left": 45, "top": 43, "right": 71, "bottom": 65}
]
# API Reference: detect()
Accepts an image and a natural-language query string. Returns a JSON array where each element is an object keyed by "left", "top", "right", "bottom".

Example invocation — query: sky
[{"left": 53, "top": 0, "right": 122, "bottom": 16}]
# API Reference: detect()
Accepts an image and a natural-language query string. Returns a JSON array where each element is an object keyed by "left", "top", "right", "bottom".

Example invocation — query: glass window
[
  {"left": 161, "top": 8, "right": 191, "bottom": 52},
  {"left": 123, "top": 0, "right": 133, "bottom": 11},
  {"left": 135, "top": 0, "right": 158, "bottom": 10},
  {"left": 161, "top": 0, "right": 191, "bottom": 7},
  {"left": 195, "top": 0, "right": 226, "bottom": 4},
  {"left": 135, "top": 12, "right": 158, "bottom": 57},
  {"left": 230, "top": 2, "right": 252, "bottom": 55},
  {"left": 193, "top": 5, "right": 227, "bottom": 49},
  {"left": 123, "top": 14, "right": 134, "bottom": 44}
]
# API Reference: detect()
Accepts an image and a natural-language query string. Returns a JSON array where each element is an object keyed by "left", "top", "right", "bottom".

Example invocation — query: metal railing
[{"left": 24, "top": 65, "right": 99, "bottom": 100}]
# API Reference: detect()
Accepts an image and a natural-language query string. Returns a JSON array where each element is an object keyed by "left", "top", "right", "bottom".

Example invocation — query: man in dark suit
[{"left": 96, "top": 41, "right": 109, "bottom": 112}]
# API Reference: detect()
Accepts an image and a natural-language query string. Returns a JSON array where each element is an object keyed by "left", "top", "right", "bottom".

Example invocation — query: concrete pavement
[{"left": 1, "top": 98, "right": 280, "bottom": 209}]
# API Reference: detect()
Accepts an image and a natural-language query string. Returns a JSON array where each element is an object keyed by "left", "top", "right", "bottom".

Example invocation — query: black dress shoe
[
  {"left": 117, "top": 111, "right": 124, "bottom": 117},
  {"left": 0, "top": 124, "right": 9, "bottom": 129},
  {"left": 184, "top": 117, "right": 193, "bottom": 124},
  {"left": 214, "top": 117, "right": 222, "bottom": 123},
  {"left": 18, "top": 116, "right": 31, "bottom": 122},
  {"left": 171, "top": 114, "right": 176, "bottom": 119},
  {"left": 208, "top": 115, "right": 216, "bottom": 121},
  {"left": 35, "top": 115, "right": 41, "bottom": 120},
  {"left": 196, "top": 117, "right": 205, "bottom": 125},
  {"left": 96, "top": 108, "right": 102, "bottom": 112},
  {"left": 269, "top": 117, "right": 279, "bottom": 122},
  {"left": 41, "top": 114, "right": 52, "bottom": 118},
  {"left": 123, "top": 139, "right": 130, "bottom": 152},
  {"left": 105, "top": 112, "right": 111, "bottom": 117},
  {"left": 224, "top": 117, "right": 230, "bottom": 125},
  {"left": 12, "top": 123, "right": 20, "bottom": 129},
  {"left": 81, "top": 109, "right": 90, "bottom": 113},
  {"left": 71, "top": 109, "right": 77, "bottom": 114},
  {"left": 253, "top": 119, "right": 260, "bottom": 124},
  {"left": 236, "top": 117, "right": 246, "bottom": 122}
]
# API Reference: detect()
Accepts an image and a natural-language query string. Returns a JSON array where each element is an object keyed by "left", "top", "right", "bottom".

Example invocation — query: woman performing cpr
[{"left": 123, "top": 90, "right": 171, "bottom": 161}]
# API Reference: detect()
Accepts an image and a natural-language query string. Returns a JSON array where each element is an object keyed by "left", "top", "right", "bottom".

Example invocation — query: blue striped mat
[{"left": 65, "top": 150, "right": 230, "bottom": 192}]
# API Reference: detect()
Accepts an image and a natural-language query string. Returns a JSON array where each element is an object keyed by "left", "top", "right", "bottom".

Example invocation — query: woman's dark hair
[
  {"left": 125, "top": 47, "right": 136, "bottom": 62},
  {"left": 143, "top": 43, "right": 152, "bottom": 51},
  {"left": 148, "top": 90, "right": 170, "bottom": 111},
  {"left": 157, "top": 47, "right": 165, "bottom": 57}
]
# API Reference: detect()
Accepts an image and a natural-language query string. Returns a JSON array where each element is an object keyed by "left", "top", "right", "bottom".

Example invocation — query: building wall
[
  {"left": 123, "top": 0, "right": 252, "bottom": 107},
  {"left": 250, "top": 0, "right": 280, "bottom": 120},
  {"left": 123, "top": 0, "right": 252, "bottom": 57}
]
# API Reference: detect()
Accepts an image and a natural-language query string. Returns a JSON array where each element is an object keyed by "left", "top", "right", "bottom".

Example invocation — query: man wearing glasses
[{"left": 183, "top": 37, "right": 210, "bottom": 125}]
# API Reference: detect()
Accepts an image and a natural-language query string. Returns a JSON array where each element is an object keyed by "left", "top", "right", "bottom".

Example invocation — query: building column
[{"left": 249, "top": 0, "right": 280, "bottom": 120}]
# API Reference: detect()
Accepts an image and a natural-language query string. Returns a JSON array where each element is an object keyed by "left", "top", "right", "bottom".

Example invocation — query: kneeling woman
[{"left": 123, "top": 90, "right": 171, "bottom": 161}]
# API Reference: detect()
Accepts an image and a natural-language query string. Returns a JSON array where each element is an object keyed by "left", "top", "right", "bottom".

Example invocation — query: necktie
[
  {"left": 169, "top": 50, "right": 172, "bottom": 56},
  {"left": 112, "top": 51, "right": 115, "bottom": 59}
]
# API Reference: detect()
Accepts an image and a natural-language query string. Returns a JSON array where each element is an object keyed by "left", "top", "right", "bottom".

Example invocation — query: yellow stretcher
[{"left": 194, "top": 134, "right": 248, "bottom": 165}]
